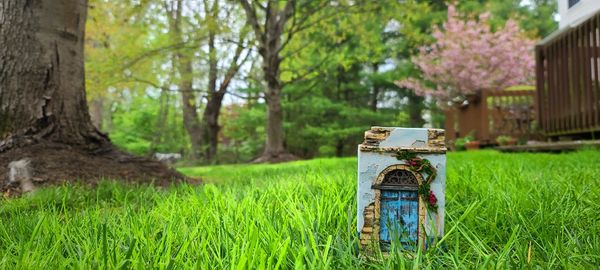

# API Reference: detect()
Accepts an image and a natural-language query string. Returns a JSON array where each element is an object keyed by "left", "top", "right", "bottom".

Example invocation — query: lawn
[{"left": 1, "top": 150, "right": 599, "bottom": 269}]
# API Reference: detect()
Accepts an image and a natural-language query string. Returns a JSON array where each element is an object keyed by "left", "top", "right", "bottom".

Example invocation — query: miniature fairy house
[{"left": 357, "top": 127, "right": 446, "bottom": 251}]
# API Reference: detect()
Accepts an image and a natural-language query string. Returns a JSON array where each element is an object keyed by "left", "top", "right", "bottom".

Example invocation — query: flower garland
[{"left": 395, "top": 150, "right": 438, "bottom": 212}]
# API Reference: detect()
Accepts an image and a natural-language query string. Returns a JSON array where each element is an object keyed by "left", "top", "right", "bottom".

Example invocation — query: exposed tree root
[{"left": 0, "top": 141, "right": 194, "bottom": 197}]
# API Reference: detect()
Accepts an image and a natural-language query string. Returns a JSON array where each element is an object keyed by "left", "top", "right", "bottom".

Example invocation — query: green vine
[{"left": 395, "top": 150, "right": 438, "bottom": 212}]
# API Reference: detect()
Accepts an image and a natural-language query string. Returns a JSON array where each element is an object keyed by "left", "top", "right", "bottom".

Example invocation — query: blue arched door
[{"left": 377, "top": 169, "right": 419, "bottom": 249}]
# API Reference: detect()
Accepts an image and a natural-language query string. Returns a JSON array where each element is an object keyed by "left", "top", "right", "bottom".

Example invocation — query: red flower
[
  {"left": 408, "top": 159, "right": 420, "bottom": 167},
  {"left": 428, "top": 191, "right": 437, "bottom": 206}
]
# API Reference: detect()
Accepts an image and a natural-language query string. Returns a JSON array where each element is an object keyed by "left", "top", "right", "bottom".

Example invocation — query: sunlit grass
[{"left": 1, "top": 151, "right": 599, "bottom": 268}]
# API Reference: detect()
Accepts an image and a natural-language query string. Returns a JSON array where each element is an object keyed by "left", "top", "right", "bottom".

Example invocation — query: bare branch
[
  {"left": 238, "top": 0, "right": 264, "bottom": 44},
  {"left": 281, "top": 51, "right": 333, "bottom": 86},
  {"left": 227, "top": 90, "right": 262, "bottom": 100},
  {"left": 278, "top": 1, "right": 297, "bottom": 53},
  {"left": 123, "top": 76, "right": 206, "bottom": 94},
  {"left": 121, "top": 36, "right": 205, "bottom": 70},
  {"left": 218, "top": 43, "right": 252, "bottom": 94}
]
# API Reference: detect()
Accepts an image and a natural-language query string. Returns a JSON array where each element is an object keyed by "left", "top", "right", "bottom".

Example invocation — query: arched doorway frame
[{"left": 371, "top": 164, "right": 426, "bottom": 249}]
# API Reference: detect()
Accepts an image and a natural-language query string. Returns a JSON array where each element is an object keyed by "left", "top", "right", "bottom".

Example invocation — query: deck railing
[
  {"left": 536, "top": 12, "right": 600, "bottom": 137},
  {"left": 445, "top": 90, "right": 537, "bottom": 144}
]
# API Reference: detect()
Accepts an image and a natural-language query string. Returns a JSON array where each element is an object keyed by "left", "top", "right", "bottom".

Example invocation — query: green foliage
[
  {"left": 496, "top": 135, "right": 515, "bottom": 145},
  {"left": 83, "top": 0, "right": 559, "bottom": 163},
  {"left": 220, "top": 104, "right": 267, "bottom": 162},
  {"left": 395, "top": 150, "right": 438, "bottom": 211},
  {"left": 456, "top": 0, "right": 558, "bottom": 38},
  {"left": 454, "top": 135, "right": 475, "bottom": 151},
  {"left": 1, "top": 151, "right": 600, "bottom": 268},
  {"left": 284, "top": 93, "right": 395, "bottom": 158},
  {"left": 110, "top": 94, "right": 187, "bottom": 155}
]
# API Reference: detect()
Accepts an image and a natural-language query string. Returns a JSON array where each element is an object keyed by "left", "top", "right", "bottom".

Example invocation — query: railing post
[
  {"left": 535, "top": 45, "right": 544, "bottom": 136},
  {"left": 479, "top": 90, "right": 490, "bottom": 143},
  {"left": 444, "top": 109, "right": 456, "bottom": 144}
]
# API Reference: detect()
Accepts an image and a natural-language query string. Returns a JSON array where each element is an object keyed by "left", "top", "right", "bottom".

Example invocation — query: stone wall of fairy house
[{"left": 357, "top": 127, "right": 446, "bottom": 251}]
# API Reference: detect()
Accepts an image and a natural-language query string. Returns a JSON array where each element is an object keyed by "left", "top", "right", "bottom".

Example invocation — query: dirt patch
[{"left": 0, "top": 141, "right": 195, "bottom": 196}]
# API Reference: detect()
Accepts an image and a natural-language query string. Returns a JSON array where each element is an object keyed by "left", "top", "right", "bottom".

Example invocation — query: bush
[
  {"left": 495, "top": 135, "right": 514, "bottom": 146},
  {"left": 454, "top": 135, "right": 474, "bottom": 151}
]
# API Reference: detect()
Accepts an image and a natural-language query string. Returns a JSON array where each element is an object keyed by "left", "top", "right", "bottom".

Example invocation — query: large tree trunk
[
  {"left": 254, "top": 46, "right": 295, "bottom": 163},
  {"left": 201, "top": 92, "right": 225, "bottom": 161},
  {"left": 199, "top": 0, "right": 248, "bottom": 163},
  {"left": 201, "top": 17, "right": 220, "bottom": 162},
  {"left": 239, "top": 0, "right": 297, "bottom": 163},
  {"left": 263, "top": 80, "right": 286, "bottom": 158},
  {"left": 0, "top": 0, "right": 186, "bottom": 193},
  {"left": 177, "top": 54, "right": 204, "bottom": 161},
  {"left": 0, "top": 0, "right": 102, "bottom": 147},
  {"left": 167, "top": 0, "right": 203, "bottom": 161}
]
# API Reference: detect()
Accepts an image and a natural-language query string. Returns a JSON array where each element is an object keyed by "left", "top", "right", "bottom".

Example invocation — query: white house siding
[{"left": 558, "top": 0, "right": 600, "bottom": 28}]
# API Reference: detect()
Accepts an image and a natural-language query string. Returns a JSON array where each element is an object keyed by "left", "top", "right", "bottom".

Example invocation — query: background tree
[
  {"left": 396, "top": 5, "right": 536, "bottom": 105},
  {"left": 0, "top": 0, "right": 183, "bottom": 185},
  {"left": 199, "top": 0, "right": 251, "bottom": 162},
  {"left": 79, "top": 0, "right": 557, "bottom": 164},
  {"left": 237, "top": 0, "right": 298, "bottom": 162},
  {"left": 166, "top": 0, "right": 204, "bottom": 161}
]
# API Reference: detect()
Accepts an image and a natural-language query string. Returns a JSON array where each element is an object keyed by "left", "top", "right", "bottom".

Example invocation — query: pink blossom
[{"left": 395, "top": 5, "right": 536, "bottom": 106}]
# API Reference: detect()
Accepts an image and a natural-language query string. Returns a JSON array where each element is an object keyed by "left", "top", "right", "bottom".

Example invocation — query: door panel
[{"left": 380, "top": 190, "right": 419, "bottom": 248}]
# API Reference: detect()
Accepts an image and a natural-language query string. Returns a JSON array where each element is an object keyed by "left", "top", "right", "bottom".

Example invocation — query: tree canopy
[{"left": 80, "top": 0, "right": 557, "bottom": 163}]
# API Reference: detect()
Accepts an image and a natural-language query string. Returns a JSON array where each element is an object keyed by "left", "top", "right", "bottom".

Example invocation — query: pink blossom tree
[{"left": 396, "top": 5, "right": 536, "bottom": 105}]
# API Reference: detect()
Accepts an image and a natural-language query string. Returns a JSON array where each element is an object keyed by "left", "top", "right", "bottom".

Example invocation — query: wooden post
[
  {"left": 444, "top": 109, "right": 456, "bottom": 143},
  {"left": 480, "top": 90, "right": 490, "bottom": 143}
]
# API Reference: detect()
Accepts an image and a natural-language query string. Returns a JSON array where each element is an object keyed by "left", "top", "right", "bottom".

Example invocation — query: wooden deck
[
  {"left": 497, "top": 140, "right": 600, "bottom": 152},
  {"left": 536, "top": 11, "right": 600, "bottom": 138}
]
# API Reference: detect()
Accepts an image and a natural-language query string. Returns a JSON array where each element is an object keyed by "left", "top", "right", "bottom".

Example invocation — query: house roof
[{"left": 538, "top": 9, "right": 600, "bottom": 46}]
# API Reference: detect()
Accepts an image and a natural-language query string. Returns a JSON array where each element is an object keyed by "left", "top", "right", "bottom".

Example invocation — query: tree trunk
[
  {"left": 0, "top": 0, "right": 186, "bottom": 191},
  {"left": 177, "top": 54, "right": 203, "bottom": 161},
  {"left": 263, "top": 80, "right": 286, "bottom": 158},
  {"left": 256, "top": 10, "right": 289, "bottom": 162},
  {"left": 407, "top": 93, "right": 426, "bottom": 128},
  {"left": 239, "top": 0, "right": 297, "bottom": 163},
  {"left": 335, "top": 139, "right": 344, "bottom": 157},
  {"left": 0, "top": 0, "right": 103, "bottom": 147},
  {"left": 370, "top": 63, "right": 380, "bottom": 112},
  {"left": 201, "top": 13, "right": 220, "bottom": 162},
  {"left": 90, "top": 97, "right": 104, "bottom": 130},
  {"left": 201, "top": 92, "right": 225, "bottom": 161},
  {"left": 167, "top": 1, "right": 203, "bottom": 161}
]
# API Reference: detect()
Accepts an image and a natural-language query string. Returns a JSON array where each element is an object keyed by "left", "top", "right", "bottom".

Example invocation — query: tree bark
[
  {"left": 166, "top": 1, "right": 204, "bottom": 161},
  {"left": 201, "top": 2, "right": 220, "bottom": 162},
  {"left": 370, "top": 63, "right": 380, "bottom": 112},
  {"left": 263, "top": 79, "right": 286, "bottom": 158},
  {"left": 201, "top": 92, "right": 225, "bottom": 161},
  {"left": 177, "top": 54, "right": 203, "bottom": 161},
  {"left": 239, "top": 0, "right": 297, "bottom": 162},
  {"left": 0, "top": 0, "right": 104, "bottom": 149},
  {"left": 90, "top": 97, "right": 104, "bottom": 130},
  {"left": 335, "top": 139, "right": 344, "bottom": 157},
  {"left": 0, "top": 0, "right": 186, "bottom": 189},
  {"left": 407, "top": 93, "right": 426, "bottom": 128}
]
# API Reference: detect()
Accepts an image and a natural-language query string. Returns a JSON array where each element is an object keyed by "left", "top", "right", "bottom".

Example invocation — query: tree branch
[
  {"left": 123, "top": 76, "right": 207, "bottom": 94},
  {"left": 238, "top": 0, "right": 264, "bottom": 44}
]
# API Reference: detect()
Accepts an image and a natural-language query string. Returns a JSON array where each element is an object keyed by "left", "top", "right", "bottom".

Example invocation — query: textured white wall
[{"left": 357, "top": 128, "right": 446, "bottom": 238}]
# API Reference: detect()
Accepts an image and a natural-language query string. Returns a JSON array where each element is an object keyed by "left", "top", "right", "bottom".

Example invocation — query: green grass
[{"left": 1, "top": 150, "right": 599, "bottom": 269}]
